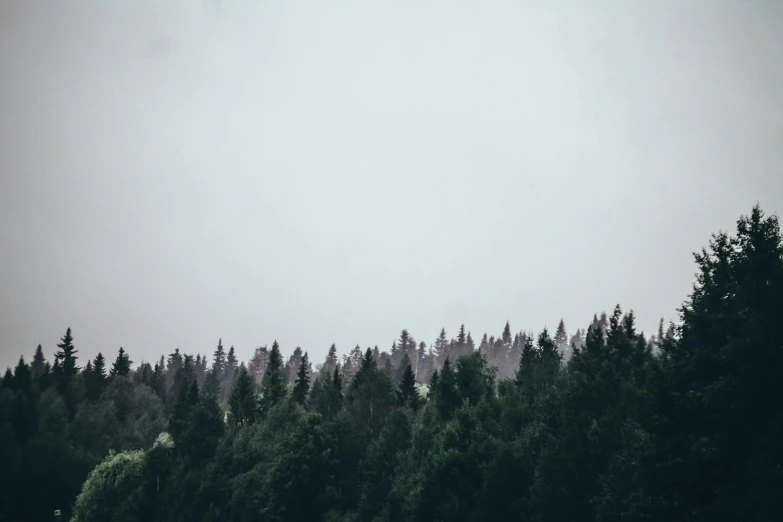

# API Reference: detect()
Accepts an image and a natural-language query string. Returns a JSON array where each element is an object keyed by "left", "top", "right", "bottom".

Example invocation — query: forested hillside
[{"left": 1, "top": 206, "right": 781, "bottom": 522}]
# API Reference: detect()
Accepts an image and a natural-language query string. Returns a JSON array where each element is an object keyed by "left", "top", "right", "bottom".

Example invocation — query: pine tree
[
  {"left": 434, "top": 328, "right": 449, "bottom": 367},
  {"left": 13, "top": 356, "right": 31, "bottom": 394},
  {"left": 166, "top": 348, "right": 183, "bottom": 391},
  {"left": 31, "top": 344, "right": 46, "bottom": 376},
  {"left": 1, "top": 367, "right": 13, "bottom": 390},
  {"left": 259, "top": 340, "right": 286, "bottom": 414},
  {"left": 194, "top": 354, "right": 206, "bottom": 388},
  {"left": 54, "top": 327, "right": 79, "bottom": 393},
  {"left": 397, "top": 362, "right": 421, "bottom": 410},
  {"left": 212, "top": 339, "right": 226, "bottom": 382},
  {"left": 416, "top": 341, "right": 427, "bottom": 379},
  {"left": 109, "top": 347, "right": 132, "bottom": 378},
  {"left": 502, "top": 321, "right": 512, "bottom": 346},
  {"left": 292, "top": 353, "right": 311, "bottom": 406},
  {"left": 324, "top": 343, "right": 339, "bottom": 375},
  {"left": 347, "top": 348, "right": 396, "bottom": 436},
  {"left": 432, "top": 358, "right": 459, "bottom": 419},
  {"left": 456, "top": 324, "right": 467, "bottom": 356},
  {"left": 395, "top": 352, "right": 412, "bottom": 383},
  {"left": 228, "top": 365, "right": 257, "bottom": 427},
  {"left": 226, "top": 346, "right": 238, "bottom": 383},
  {"left": 554, "top": 319, "right": 568, "bottom": 348}
]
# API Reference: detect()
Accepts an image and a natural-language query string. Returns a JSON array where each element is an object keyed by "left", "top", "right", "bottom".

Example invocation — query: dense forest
[{"left": 1, "top": 205, "right": 781, "bottom": 522}]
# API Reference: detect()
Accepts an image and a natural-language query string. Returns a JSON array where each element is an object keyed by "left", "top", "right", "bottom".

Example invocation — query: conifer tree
[
  {"left": 416, "top": 341, "right": 427, "bottom": 379},
  {"left": 92, "top": 352, "right": 107, "bottom": 382},
  {"left": 502, "top": 321, "right": 512, "bottom": 346},
  {"left": 347, "top": 348, "right": 396, "bottom": 436},
  {"left": 434, "top": 328, "right": 449, "bottom": 367},
  {"left": 13, "top": 356, "right": 31, "bottom": 394},
  {"left": 292, "top": 353, "right": 311, "bottom": 406},
  {"left": 456, "top": 324, "right": 467, "bottom": 356},
  {"left": 248, "top": 345, "right": 269, "bottom": 383},
  {"left": 212, "top": 339, "right": 226, "bottom": 382},
  {"left": 259, "top": 340, "right": 286, "bottom": 414},
  {"left": 554, "top": 319, "right": 568, "bottom": 347},
  {"left": 226, "top": 346, "right": 238, "bottom": 382},
  {"left": 1, "top": 367, "right": 13, "bottom": 390},
  {"left": 109, "top": 347, "right": 132, "bottom": 378},
  {"left": 228, "top": 365, "right": 257, "bottom": 427},
  {"left": 31, "top": 344, "right": 46, "bottom": 376},
  {"left": 284, "top": 346, "right": 304, "bottom": 384},
  {"left": 324, "top": 343, "right": 339, "bottom": 375},
  {"left": 397, "top": 362, "right": 421, "bottom": 410},
  {"left": 54, "top": 327, "right": 79, "bottom": 393},
  {"left": 166, "top": 349, "right": 183, "bottom": 390}
]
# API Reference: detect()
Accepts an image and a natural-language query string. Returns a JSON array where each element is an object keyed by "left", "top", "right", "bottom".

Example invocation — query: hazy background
[{"left": 1, "top": 0, "right": 782, "bottom": 369}]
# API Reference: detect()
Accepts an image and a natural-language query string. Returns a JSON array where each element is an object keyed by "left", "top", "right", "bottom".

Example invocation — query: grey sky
[{"left": 1, "top": 0, "right": 782, "bottom": 370}]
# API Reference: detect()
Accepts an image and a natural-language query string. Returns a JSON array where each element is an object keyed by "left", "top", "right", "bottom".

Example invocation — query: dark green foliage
[
  {"left": 292, "top": 352, "right": 311, "bottom": 406},
  {"left": 397, "top": 362, "right": 422, "bottom": 411},
  {"left": 228, "top": 364, "right": 256, "bottom": 427},
  {"left": 54, "top": 327, "right": 79, "bottom": 395},
  {"left": 259, "top": 340, "right": 286, "bottom": 415},
  {"left": 347, "top": 348, "right": 396, "bottom": 437},
  {"left": 109, "top": 347, "right": 132, "bottom": 378},
  {"left": 32, "top": 344, "right": 46, "bottom": 376},
  {"left": 2, "top": 205, "right": 781, "bottom": 522},
  {"left": 212, "top": 339, "right": 226, "bottom": 382}
]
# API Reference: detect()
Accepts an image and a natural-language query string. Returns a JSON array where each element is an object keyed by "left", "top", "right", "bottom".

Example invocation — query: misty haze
[{"left": 1, "top": 1, "right": 782, "bottom": 521}]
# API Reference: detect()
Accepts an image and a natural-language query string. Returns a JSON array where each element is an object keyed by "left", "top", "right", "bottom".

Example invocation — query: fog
[{"left": 1, "top": 0, "right": 782, "bottom": 368}]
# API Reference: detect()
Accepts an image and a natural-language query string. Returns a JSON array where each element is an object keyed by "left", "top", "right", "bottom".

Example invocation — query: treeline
[{"left": 1, "top": 206, "right": 781, "bottom": 522}]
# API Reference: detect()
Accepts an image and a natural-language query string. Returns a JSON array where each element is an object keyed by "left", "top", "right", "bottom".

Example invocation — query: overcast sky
[{"left": 1, "top": 0, "right": 782, "bottom": 370}]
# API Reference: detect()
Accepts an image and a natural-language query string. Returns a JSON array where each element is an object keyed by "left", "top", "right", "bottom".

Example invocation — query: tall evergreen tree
[
  {"left": 259, "top": 340, "right": 286, "bottom": 414},
  {"left": 396, "top": 362, "right": 421, "bottom": 410},
  {"left": 292, "top": 353, "right": 311, "bottom": 406},
  {"left": 324, "top": 344, "right": 339, "bottom": 375},
  {"left": 31, "top": 344, "right": 46, "bottom": 376},
  {"left": 502, "top": 321, "right": 512, "bottom": 346},
  {"left": 434, "top": 328, "right": 449, "bottom": 367},
  {"left": 54, "top": 327, "right": 79, "bottom": 393},
  {"left": 212, "top": 339, "right": 226, "bottom": 382},
  {"left": 228, "top": 364, "right": 256, "bottom": 427},
  {"left": 109, "top": 347, "right": 132, "bottom": 378},
  {"left": 347, "top": 348, "right": 396, "bottom": 436},
  {"left": 225, "top": 346, "right": 238, "bottom": 383}
]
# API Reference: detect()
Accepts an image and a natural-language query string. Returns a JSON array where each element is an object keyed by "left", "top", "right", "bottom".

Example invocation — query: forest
[{"left": 1, "top": 205, "right": 781, "bottom": 522}]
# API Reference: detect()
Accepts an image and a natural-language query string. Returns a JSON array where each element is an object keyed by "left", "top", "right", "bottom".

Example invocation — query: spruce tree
[
  {"left": 226, "top": 346, "right": 238, "bottom": 382},
  {"left": 347, "top": 348, "right": 396, "bottom": 436},
  {"left": 31, "top": 344, "right": 46, "bottom": 376},
  {"left": 554, "top": 319, "right": 568, "bottom": 348},
  {"left": 259, "top": 340, "right": 285, "bottom": 414},
  {"left": 397, "top": 362, "right": 421, "bottom": 410},
  {"left": 54, "top": 327, "right": 79, "bottom": 393},
  {"left": 212, "top": 339, "right": 226, "bottom": 382},
  {"left": 502, "top": 321, "right": 512, "bottom": 346},
  {"left": 457, "top": 324, "right": 467, "bottom": 356},
  {"left": 324, "top": 344, "right": 339, "bottom": 375},
  {"left": 292, "top": 353, "right": 311, "bottom": 406},
  {"left": 228, "top": 365, "right": 257, "bottom": 427},
  {"left": 13, "top": 356, "right": 31, "bottom": 394},
  {"left": 109, "top": 347, "right": 132, "bottom": 378},
  {"left": 93, "top": 352, "right": 107, "bottom": 382},
  {"left": 435, "top": 328, "right": 449, "bottom": 367}
]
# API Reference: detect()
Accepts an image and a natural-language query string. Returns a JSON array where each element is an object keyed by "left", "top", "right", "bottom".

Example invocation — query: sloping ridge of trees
[{"left": 1, "top": 205, "right": 781, "bottom": 522}]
